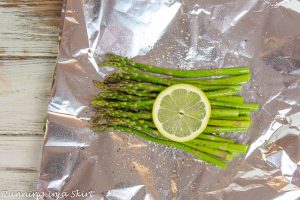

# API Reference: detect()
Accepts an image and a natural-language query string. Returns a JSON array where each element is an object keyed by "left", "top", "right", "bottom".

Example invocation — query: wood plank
[
  {"left": 0, "top": 135, "right": 43, "bottom": 196},
  {"left": 0, "top": 0, "right": 63, "bottom": 58},
  {"left": 0, "top": 58, "right": 56, "bottom": 135},
  {"left": 0, "top": 0, "right": 63, "bottom": 135},
  {"left": 0, "top": 1, "right": 62, "bottom": 198}
]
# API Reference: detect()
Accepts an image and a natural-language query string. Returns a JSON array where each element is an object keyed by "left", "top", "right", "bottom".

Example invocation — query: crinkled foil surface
[{"left": 38, "top": 0, "right": 300, "bottom": 199}]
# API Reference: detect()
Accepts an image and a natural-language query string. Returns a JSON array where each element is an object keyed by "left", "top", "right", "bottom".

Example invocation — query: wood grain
[
  {"left": 0, "top": 0, "right": 62, "bottom": 58},
  {"left": 0, "top": 0, "right": 62, "bottom": 197},
  {"left": 0, "top": 136, "right": 44, "bottom": 193},
  {"left": 0, "top": 0, "right": 63, "bottom": 135},
  {"left": 0, "top": 59, "right": 55, "bottom": 135}
]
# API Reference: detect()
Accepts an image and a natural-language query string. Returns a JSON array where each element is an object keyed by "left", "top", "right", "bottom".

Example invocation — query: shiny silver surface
[{"left": 38, "top": 0, "right": 300, "bottom": 199}]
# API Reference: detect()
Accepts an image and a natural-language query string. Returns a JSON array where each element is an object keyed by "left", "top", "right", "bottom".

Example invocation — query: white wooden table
[{"left": 0, "top": 0, "right": 62, "bottom": 196}]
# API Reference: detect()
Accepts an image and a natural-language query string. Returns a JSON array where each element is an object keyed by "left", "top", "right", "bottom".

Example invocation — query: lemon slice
[{"left": 152, "top": 84, "right": 211, "bottom": 142}]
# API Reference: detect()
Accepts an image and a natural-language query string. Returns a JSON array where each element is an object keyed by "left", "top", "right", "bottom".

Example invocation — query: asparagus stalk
[
  {"left": 101, "top": 80, "right": 166, "bottom": 92},
  {"left": 97, "top": 86, "right": 242, "bottom": 103},
  {"left": 106, "top": 54, "right": 250, "bottom": 77},
  {"left": 199, "top": 85, "right": 242, "bottom": 91},
  {"left": 208, "top": 119, "right": 251, "bottom": 128},
  {"left": 210, "top": 109, "right": 239, "bottom": 118},
  {"left": 93, "top": 98, "right": 252, "bottom": 119},
  {"left": 95, "top": 108, "right": 152, "bottom": 120},
  {"left": 94, "top": 92, "right": 151, "bottom": 101},
  {"left": 205, "top": 89, "right": 240, "bottom": 98},
  {"left": 103, "top": 73, "right": 244, "bottom": 92},
  {"left": 190, "top": 139, "right": 248, "bottom": 153},
  {"left": 98, "top": 88, "right": 244, "bottom": 102},
  {"left": 93, "top": 103, "right": 250, "bottom": 121},
  {"left": 212, "top": 107, "right": 251, "bottom": 116},
  {"left": 214, "top": 116, "right": 251, "bottom": 121},
  {"left": 238, "top": 109, "right": 251, "bottom": 116},
  {"left": 100, "top": 61, "right": 173, "bottom": 85},
  {"left": 94, "top": 125, "right": 227, "bottom": 168},
  {"left": 93, "top": 80, "right": 157, "bottom": 97},
  {"left": 172, "top": 74, "right": 250, "bottom": 86},
  {"left": 183, "top": 142, "right": 233, "bottom": 161},
  {"left": 210, "top": 101, "right": 259, "bottom": 110},
  {"left": 96, "top": 81, "right": 242, "bottom": 101},
  {"left": 197, "top": 134, "right": 235, "bottom": 144},
  {"left": 203, "top": 126, "right": 248, "bottom": 134},
  {"left": 98, "top": 117, "right": 239, "bottom": 147},
  {"left": 102, "top": 77, "right": 243, "bottom": 92},
  {"left": 100, "top": 61, "right": 250, "bottom": 86},
  {"left": 106, "top": 117, "right": 156, "bottom": 129},
  {"left": 101, "top": 116, "right": 250, "bottom": 146},
  {"left": 209, "top": 96, "right": 244, "bottom": 104},
  {"left": 91, "top": 99, "right": 154, "bottom": 111},
  {"left": 129, "top": 126, "right": 234, "bottom": 161}
]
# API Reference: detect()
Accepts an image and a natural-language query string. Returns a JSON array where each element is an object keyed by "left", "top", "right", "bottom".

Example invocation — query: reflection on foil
[
  {"left": 258, "top": 112, "right": 300, "bottom": 191},
  {"left": 96, "top": 0, "right": 181, "bottom": 57},
  {"left": 38, "top": 0, "right": 300, "bottom": 199},
  {"left": 273, "top": 190, "right": 300, "bottom": 200},
  {"left": 48, "top": 97, "right": 88, "bottom": 116},
  {"left": 207, "top": 182, "right": 264, "bottom": 194},
  {"left": 246, "top": 121, "right": 282, "bottom": 158},
  {"left": 277, "top": 0, "right": 300, "bottom": 13},
  {"left": 106, "top": 185, "right": 146, "bottom": 200}
]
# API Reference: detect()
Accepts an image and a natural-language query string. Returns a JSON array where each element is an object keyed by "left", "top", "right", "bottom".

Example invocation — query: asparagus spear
[
  {"left": 91, "top": 99, "right": 257, "bottom": 117},
  {"left": 97, "top": 117, "right": 238, "bottom": 146},
  {"left": 197, "top": 134, "right": 235, "bottom": 144},
  {"left": 106, "top": 54, "right": 250, "bottom": 78},
  {"left": 99, "top": 61, "right": 250, "bottom": 86},
  {"left": 209, "top": 96, "right": 244, "bottom": 104},
  {"left": 93, "top": 80, "right": 157, "bottom": 97},
  {"left": 210, "top": 101, "right": 259, "bottom": 110},
  {"left": 198, "top": 85, "right": 242, "bottom": 92},
  {"left": 94, "top": 125, "right": 227, "bottom": 168},
  {"left": 173, "top": 74, "right": 250, "bottom": 86},
  {"left": 183, "top": 142, "right": 233, "bottom": 161},
  {"left": 91, "top": 99, "right": 154, "bottom": 111},
  {"left": 100, "top": 61, "right": 172, "bottom": 85},
  {"left": 190, "top": 139, "right": 248, "bottom": 153},
  {"left": 211, "top": 116, "right": 251, "bottom": 121},
  {"left": 95, "top": 107, "right": 249, "bottom": 122},
  {"left": 208, "top": 119, "right": 251, "bottom": 128},
  {"left": 106, "top": 117, "right": 156, "bottom": 129},
  {"left": 95, "top": 87, "right": 244, "bottom": 102},
  {"left": 212, "top": 107, "right": 251, "bottom": 116},
  {"left": 210, "top": 109, "right": 239, "bottom": 118},
  {"left": 94, "top": 107, "right": 252, "bottom": 129},
  {"left": 94, "top": 91, "right": 151, "bottom": 101},
  {"left": 96, "top": 80, "right": 242, "bottom": 100},
  {"left": 237, "top": 109, "right": 251, "bottom": 116},
  {"left": 97, "top": 80, "right": 166, "bottom": 92},
  {"left": 205, "top": 89, "right": 240, "bottom": 98},
  {"left": 94, "top": 114, "right": 248, "bottom": 160},
  {"left": 92, "top": 102, "right": 250, "bottom": 121},
  {"left": 203, "top": 126, "right": 248, "bottom": 134},
  {"left": 139, "top": 126, "right": 234, "bottom": 161},
  {"left": 103, "top": 73, "right": 244, "bottom": 92},
  {"left": 102, "top": 76, "right": 243, "bottom": 92},
  {"left": 94, "top": 108, "right": 152, "bottom": 121}
]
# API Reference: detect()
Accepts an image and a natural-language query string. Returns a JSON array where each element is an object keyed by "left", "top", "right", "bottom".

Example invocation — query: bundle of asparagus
[{"left": 91, "top": 54, "right": 259, "bottom": 168}]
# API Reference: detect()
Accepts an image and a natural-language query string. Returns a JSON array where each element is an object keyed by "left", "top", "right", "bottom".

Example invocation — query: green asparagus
[
  {"left": 94, "top": 125, "right": 228, "bottom": 168},
  {"left": 90, "top": 53, "right": 259, "bottom": 168},
  {"left": 100, "top": 61, "right": 250, "bottom": 86},
  {"left": 106, "top": 54, "right": 250, "bottom": 78}
]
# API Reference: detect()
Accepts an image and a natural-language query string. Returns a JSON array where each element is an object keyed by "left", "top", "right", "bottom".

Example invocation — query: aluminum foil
[{"left": 38, "top": 0, "right": 300, "bottom": 199}]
